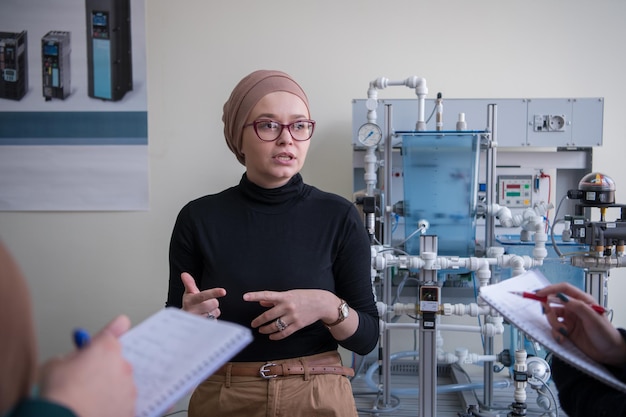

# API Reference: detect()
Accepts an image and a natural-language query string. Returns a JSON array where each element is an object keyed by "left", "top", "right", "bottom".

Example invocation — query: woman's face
[{"left": 241, "top": 91, "right": 311, "bottom": 189}]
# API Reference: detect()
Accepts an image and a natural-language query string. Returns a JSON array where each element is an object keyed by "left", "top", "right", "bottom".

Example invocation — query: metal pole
[
  {"left": 381, "top": 104, "right": 394, "bottom": 407},
  {"left": 484, "top": 104, "right": 497, "bottom": 250},
  {"left": 483, "top": 104, "right": 498, "bottom": 409},
  {"left": 419, "top": 235, "right": 438, "bottom": 417},
  {"left": 586, "top": 270, "right": 609, "bottom": 307}
]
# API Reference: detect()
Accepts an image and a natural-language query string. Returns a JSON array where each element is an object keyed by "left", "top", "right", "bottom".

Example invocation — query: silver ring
[
  {"left": 206, "top": 313, "right": 215, "bottom": 320},
  {"left": 276, "top": 317, "right": 288, "bottom": 332}
]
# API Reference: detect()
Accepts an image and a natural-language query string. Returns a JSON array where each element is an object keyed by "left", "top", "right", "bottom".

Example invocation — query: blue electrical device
[{"left": 85, "top": 0, "right": 132, "bottom": 101}]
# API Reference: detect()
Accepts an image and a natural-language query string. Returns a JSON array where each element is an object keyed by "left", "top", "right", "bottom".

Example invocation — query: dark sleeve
[
  {"left": 550, "top": 328, "right": 626, "bottom": 417},
  {"left": 332, "top": 203, "right": 379, "bottom": 355},
  {"left": 7, "top": 398, "right": 77, "bottom": 417},
  {"left": 166, "top": 203, "right": 204, "bottom": 308}
]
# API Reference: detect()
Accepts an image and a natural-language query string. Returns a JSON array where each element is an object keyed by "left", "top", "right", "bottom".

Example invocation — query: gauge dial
[{"left": 357, "top": 123, "right": 383, "bottom": 147}]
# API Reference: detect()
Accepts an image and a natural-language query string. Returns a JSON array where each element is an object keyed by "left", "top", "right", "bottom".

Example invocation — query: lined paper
[
  {"left": 120, "top": 308, "right": 253, "bottom": 417},
  {"left": 480, "top": 270, "right": 626, "bottom": 393}
]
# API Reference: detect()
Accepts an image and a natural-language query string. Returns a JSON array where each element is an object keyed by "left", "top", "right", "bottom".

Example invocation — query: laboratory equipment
[
  {"left": 350, "top": 75, "right": 608, "bottom": 417},
  {"left": 564, "top": 172, "right": 626, "bottom": 306}
]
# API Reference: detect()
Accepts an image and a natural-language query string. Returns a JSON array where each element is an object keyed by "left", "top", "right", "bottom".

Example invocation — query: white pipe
[
  {"left": 375, "top": 252, "right": 532, "bottom": 277},
  {"left": 384, "top": 321, "right": 483, "bottom": 334},
  {"left": 366, "top": 76, "right": 428, "bottom": 129},
  {"left": 362, "top": 350, "right": 511, "bottom": 396},
  {"left": 363, "top": 146, "right": 377, "bottom": 196},
  {"left": 456, "top": 348, "right": 498, "bottom": 365},
  {"left": 532, "top": 223, "right": 548, "bottom": 263},
  {"left": 486, "top": 203, "right": 514, "bottom": 227},
  {"left": 365, "top": 87, "right": 378, "bottom": 124},
  {"left": 442, "top": 302, "right": 491, "bottom": 317},
  {"left": 513, "top": 349, "right": 528, "bottom": 403},
  {"left": 508, "top": 254, "right": 527, "bottom": 276}
]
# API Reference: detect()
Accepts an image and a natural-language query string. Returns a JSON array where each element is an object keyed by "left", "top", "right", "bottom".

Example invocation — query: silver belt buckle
[{"left": 259, "top": 362, "right": 278, "bottom": 379}]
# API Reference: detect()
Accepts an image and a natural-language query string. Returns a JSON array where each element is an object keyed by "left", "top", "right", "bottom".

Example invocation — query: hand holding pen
[
  {"left": 73, "top": 328, "right": 91, "bottom": 349},
  {"left": 38, "top": 315, "right": 137, "bottom": 417},
  {"left": 530, "top": 282, "right": 626, "bottom": 366},
  {"left": 510, "top": 290, "right": 607, "bottom": 315}
]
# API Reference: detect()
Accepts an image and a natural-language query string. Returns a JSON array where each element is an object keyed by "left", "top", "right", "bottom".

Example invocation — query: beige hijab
[{"left": 0, "top": 241, "right": 38, "bottom": 414}]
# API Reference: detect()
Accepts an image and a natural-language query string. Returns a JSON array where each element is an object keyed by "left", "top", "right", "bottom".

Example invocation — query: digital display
[
  {"left": 43, "top": 44, "right": 58, "bottom": 56},
  {"left": 92, "top": 12, "right": 108, "bottom": 27}
]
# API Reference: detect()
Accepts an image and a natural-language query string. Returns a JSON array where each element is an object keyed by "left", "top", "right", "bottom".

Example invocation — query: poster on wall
[{"left": 0, "top": 0, "right": 148, "bottom": 211}]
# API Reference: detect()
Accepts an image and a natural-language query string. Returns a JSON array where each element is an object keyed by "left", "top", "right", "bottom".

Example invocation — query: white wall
[{"left": 2, "top": 0, "right": 626, "bottom": 361}]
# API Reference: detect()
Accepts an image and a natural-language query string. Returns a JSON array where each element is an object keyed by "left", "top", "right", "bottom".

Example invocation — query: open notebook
[
  {"left": 479, "top": 270, "right": 626, "bottom": 393},
  {"left": 120, "top": 307, "right": 253, "bottom": 417}
]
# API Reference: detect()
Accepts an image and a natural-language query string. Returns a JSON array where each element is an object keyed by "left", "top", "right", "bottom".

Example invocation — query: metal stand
[
  {"left": 419, "top": 235, "right": 438, "bottom": 417},
  {"left": 585, "top": 269, "right": 609, "bottom": 307}
]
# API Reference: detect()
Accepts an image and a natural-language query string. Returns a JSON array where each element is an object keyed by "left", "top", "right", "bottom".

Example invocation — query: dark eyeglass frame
[{"left": 243, "top": 119, "right": 316, "bottom": 142}]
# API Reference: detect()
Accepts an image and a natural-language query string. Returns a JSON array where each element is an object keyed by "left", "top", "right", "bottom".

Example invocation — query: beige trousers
[{"left": 188, "top": 353, "right": 358, "bottom": 417}]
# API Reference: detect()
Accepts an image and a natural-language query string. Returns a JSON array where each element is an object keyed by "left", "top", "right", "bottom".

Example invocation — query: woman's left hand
[{"left": 243, "top": 289, "right": 338, "bottom": 340}]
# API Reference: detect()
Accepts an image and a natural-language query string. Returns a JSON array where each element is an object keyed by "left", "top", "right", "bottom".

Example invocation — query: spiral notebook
[
  {"left": 119, "top": 307, "right": 253, "bottom": 417},
  {"left": 479, "top": 269, "right": 626, "bottom": 393}
]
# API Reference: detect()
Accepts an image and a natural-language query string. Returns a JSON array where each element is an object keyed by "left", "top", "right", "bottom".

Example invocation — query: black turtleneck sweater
[{"left": 167, "top": 173, "right": 379, "bottom": 362}]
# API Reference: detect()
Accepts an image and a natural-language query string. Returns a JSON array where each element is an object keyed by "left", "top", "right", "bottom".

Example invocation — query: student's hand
[
  {"left": 38, "top": 315, "right": 136, "bottom": 417},
  {"left": 180, "top": 272, "right": 226, "bottom": 318},
  {"left": 536, "top": 282, "right": 626, "bottom": 366},
  {"left": 244, "top": 289, "right": 357, "bottom": 340}
]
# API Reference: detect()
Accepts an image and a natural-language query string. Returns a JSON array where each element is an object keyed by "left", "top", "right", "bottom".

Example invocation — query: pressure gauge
[{"left": 357, "top": 123, "right": 382, "bottom": 147}]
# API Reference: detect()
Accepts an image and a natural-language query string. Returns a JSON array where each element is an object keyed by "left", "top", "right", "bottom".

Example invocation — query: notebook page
[
  {"left": 120, "top": 308, "right": 253, "bottom": 417},
  {"left": 479, "top": 270, "right": 626, "bottom": 393}
]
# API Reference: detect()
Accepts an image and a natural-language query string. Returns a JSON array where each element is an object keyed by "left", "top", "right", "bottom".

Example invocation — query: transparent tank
[{"left": 401, "top": 131, "right": 481, "bottom": 257}]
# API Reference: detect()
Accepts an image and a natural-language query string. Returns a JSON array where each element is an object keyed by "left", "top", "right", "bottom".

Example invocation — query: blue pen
[{"left": 73, "top": 328, "right": 91, "bottom": 349}]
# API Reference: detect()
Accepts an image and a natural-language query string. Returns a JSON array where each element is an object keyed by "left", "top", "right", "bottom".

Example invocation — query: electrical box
[
  {"left": 526, "top": 98, "right": 603, "bottom": 147},
  {"left": 352, "top": 97, "right": 604, "bottom": 148},
  {"left": 419, "top": 285, "right": 440, "bottom": 313},
  {"left": 420, "top": 285, "right": 440, "bottom": 329},
  {"left": 85, "top": 0, "right": 133, "bottom": 101},
  {"left": 42, "top": 31, "right": 71, "bottom": 101},
  {"left": 0, "top": 30, "right": 28, "bottom": 101}
]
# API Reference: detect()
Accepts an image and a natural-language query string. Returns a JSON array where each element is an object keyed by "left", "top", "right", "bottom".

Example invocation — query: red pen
[{"left": 509, "top": 291, "right": 607, "bottom": 315}]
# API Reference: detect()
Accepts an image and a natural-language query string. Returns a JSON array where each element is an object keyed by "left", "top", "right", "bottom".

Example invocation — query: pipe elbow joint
[{"left": 373, "top": 77, "right": 388, "bottom": 89}]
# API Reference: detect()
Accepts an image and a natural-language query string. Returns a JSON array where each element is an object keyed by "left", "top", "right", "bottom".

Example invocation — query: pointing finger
[
  {"left": 181, "top": 272, "right": 200, "bottom": 294},
  {"left": 192, "top": 287, "right": 227, "bottom": 303},
  {"left": 243, "top": 290, "right": 280, "bottom": 302}
]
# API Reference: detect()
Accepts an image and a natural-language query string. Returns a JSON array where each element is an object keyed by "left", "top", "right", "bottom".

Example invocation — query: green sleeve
[{"left": 6, "top": 398, "right": 77, "bottom": 417}]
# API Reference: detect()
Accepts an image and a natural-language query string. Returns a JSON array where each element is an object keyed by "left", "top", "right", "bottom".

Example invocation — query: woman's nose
[{"left": 275, "top": 126, "right": 293, "bottom": 144}]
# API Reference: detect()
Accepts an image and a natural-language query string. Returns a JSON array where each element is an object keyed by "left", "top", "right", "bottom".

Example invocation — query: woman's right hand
[
  {"left": 180, "top": 272, "right": 226, "bottom": 318},
  {"left": 535, "top": 282, "right": 626, "bottom": 366}
]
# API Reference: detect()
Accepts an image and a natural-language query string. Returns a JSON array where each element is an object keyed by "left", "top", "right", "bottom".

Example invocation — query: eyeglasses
[{"left": 244, "top": 119, "right": 316, "bottom": 142}]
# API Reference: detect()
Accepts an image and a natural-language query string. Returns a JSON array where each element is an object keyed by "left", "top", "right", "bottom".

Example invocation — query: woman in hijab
[
  {"left": 166, "top": 70, "right": 379, "bottom": 416},
  {"left": 0, "top": 241, "right": 136, "bottom": 417}
]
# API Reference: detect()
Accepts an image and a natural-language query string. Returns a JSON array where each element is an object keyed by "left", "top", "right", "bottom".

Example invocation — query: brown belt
[{"left": 214, "top": 352, "right": 355, "bottom": 379}]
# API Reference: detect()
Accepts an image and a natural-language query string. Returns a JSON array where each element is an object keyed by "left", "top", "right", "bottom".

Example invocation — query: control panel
[{"left": 497, "top": 175, "right": 532, "bottom": 208}]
